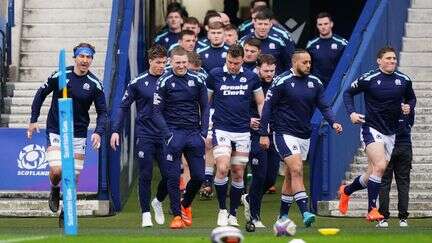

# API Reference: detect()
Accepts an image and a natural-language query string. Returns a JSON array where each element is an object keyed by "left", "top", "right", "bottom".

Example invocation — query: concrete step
[
  {"left": 349, "top": 163, "right": 432, "bottom": 174},
  {"left": 349, "top": 191, "right": 432, "bottom": 200},
  {"left": 373, "top": 181, "right": 431, "bottom": 191},
  {"left": 411, "top": 0, "right": 432, "bottom": 9},
  {"left": 352, "top": 155, "right": 431, "bottom": 164},
  {"left": 19, "top": 67, "right": 104, "bottom": 82},
  {"left": 346, "top": 172, "right": 432, "bottom": 182},
  {"left": 416, "top": 97, "right": 432, "bottom": 107},
  {"left": 414, "top": 114, "right": 432, "bottom": 125},
  {"left": 400, "top": 52, "right": 432, "bottom": 67},
  {"left": 23, "top": 8, "right": 111, "bottom": 23},
  {"left": 411, "top": 125, "right": 432, "bottom": 133},
  {"left": 318, "top": 200, "right": 432, "bottom": 218},
  {"left": 354, "top": 147, "right": 432, "bottom": 157},
  {"left": 20, "top": 52, "right": 106, "bottom": 67},
  {"left": 398, "top": 66, "right": 432, "bottom": 81},
  {"left": 413, "top": 81, "right": 432, "bottom": 90},
  {"left": 402, "top": 37, "right": 432, "bottom": 52},
  {"left": 412, "top": 90, "right": 432, "bottom": 97},
  {"left": 24, "top": 0, "right": 112, "bottom": 9},
  {"left": 411, "top": 132, "right": 432, "bottom": 141},
  {"left": 22, "top": 23, "right": 109, "bottom": 38},
  {"left": 8, "top": 89, "right": 38, "bottom": 97},
  {"left": 414, "top": 107, "right": 432, "bottom": 115},
  {"left": 0, "top": 199, "right": 109, "bottom": 217},
  {"left": 407, "top": 8, "right": 432, "bottom": 23},
  {"left": 405, "top": 23, "right": 432, "bottom": 38},
  {"left": 7, "top": 82, "right": 46, "bottom": 90},
  {"left": 21, "top": 37, "right": 108, "bottom": 53}
]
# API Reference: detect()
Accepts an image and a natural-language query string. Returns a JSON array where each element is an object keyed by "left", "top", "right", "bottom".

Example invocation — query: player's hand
[
  {"left": 250, "top": 117, "right": 260, "bottom": 130},
  {"left": 91, "top": 133, "right": 101, "bottom": 150},
  {"left": 205, "top": 136, "right": 213, "bottom": 150},
  {"left": 333, "top": 123, "right": 343, "bottom": 135},
  {"left": 110, "top": 133, "right": 120, "bottom": 150},
  {"left": 27, "top": 123, "right": 40, "bottom": 139},
  {"left": 401, "top": 103, "right": 411, "bottom": 115},
  {"left": 259, "top": 136, "right": 270, "bottom": 150},
  {"left": 350, "top": 112, "right": 365, "bottom": 124}
]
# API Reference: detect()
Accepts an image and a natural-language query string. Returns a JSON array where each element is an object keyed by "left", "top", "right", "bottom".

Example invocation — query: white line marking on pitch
[{"left": 0, "top": 236, "right": 47, "bottom": 243}]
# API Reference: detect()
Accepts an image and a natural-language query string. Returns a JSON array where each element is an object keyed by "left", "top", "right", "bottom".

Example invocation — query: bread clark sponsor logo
[
  {"left": 220, "top": 84, "right": 248, "bottom": 95},
  {"left": 17, "top": 144, "right": 49, "bottom": 176}
]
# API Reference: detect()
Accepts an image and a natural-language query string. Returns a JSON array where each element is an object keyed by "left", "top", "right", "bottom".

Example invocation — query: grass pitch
[{"left": 0, "top": 165, "right": 431, "bottom": 242}]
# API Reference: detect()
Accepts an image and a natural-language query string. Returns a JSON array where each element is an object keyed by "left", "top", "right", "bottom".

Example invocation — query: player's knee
[
  {"left": 73, "top": 153, "right": 84, "bottom": 176},
  {"left": 205, "top": 137, "right": 213, "bottom": 150},
  {"left": 231, "top": 171, "right": 243, "bottom": 181},
  {"left": 47, "top": 147, "right": 62, "bottom": 169},
  {"left": 216, "top": 163, "right": 230, "bottom": 177},
  {"left": 289, "top": 167, "right": 303, "bottom": 178},
  {"left": 213, "top": 146, "right": 231, "bottom": 160},
  {"left": 50, "top": 166, "right": 62, "bottom": 177},
  {"left": 216, "top": 167, "right": 229, "bottom": 178}
]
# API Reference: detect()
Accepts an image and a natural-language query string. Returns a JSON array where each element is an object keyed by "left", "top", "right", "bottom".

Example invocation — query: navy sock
[
  {"left": 279, "top": 194, "right": 293, "bottom": 217},
  {"left": 345, "top": 175, "right": 367, "bottom": 195},
  {"left": 367, "top": 175, "right": 382, "bottom": 211},
  {"left": 229, "top": 181, "right": 244, "bottom": 216},
  {"left": 294, "top": 191, "right": 309, "bottom": 215},
  {"left": 214, "top": 177, "right": 228, "bottom": 209}
]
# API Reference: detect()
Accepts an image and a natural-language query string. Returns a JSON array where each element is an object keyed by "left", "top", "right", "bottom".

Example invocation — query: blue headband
[{"left": 74, "top": 47, "right": 95, "bottom": 58}]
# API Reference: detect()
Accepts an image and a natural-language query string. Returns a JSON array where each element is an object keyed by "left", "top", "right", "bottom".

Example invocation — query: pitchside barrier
[
  {"left": 102, "top": 0, "right": 146, "bottom": 211},
  {"left": 0, "top": 128, "right": 98, "bottom": 192}
]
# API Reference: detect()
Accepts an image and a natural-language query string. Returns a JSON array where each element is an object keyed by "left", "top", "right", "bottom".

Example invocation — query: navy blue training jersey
[
  {"left": 197, "top": 44, "right": 229, "bottom": 73},
  {"left": 154, "top": 30, "right": 180, "bottom": 50},
  {"left": 240, "top": 33, "right": 294, "bottom": 75},
  {"left": 111, "top": 71, "right": 162, "bottom": 139},
  {"left": 259, "top": 71, "right": 336, "bottom": 139},
  {"left": 238, "top": 19, "right": 253, "bottom": 38},
  {"left": 31, "top": 66, "right": 107, "bottom": 137},
  {"left": 238, "top": 20, "right": 293, "bottom": 44},
  {"left": 306, "top": 35, "right": 348, "bottom": 87},
  {"left": 152, "top": 69, "right": 209, "bottom": 137},
  {"left": 198, "top": 37, "right": 209, "bottom": 46},
  {"left": 243, "top": 61, "right": 258, "bottom": 74},
  {"left": 207, "top": 66, "right": 262, "bottom": 133},
  {"left": 344, "top": 69, "right": 416, "bottom": 135}
]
